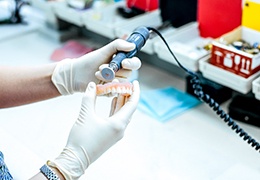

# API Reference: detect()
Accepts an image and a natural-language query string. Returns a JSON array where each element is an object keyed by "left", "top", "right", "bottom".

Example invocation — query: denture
[{"left": 96, "top": 82, "right": 133, "bottom": 96}]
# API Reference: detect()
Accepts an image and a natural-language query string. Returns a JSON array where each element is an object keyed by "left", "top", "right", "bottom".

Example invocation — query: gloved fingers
[
  {"left": 121, "top": 57, "right": 141, "bottom": 70},
  {"left": 110, "top": 80, "right": 140, "bottom": 124},
  {"left": 100, "top": 39, "right": 136, "bottom": 55},
  {"left": 80, "top": 82, "right": 97, "bottom": 118}
]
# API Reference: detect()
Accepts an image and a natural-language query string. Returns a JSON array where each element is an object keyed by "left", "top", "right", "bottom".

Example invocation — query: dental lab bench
[{"left": 0, "top": 4, "right": 260, "bottom": 180}]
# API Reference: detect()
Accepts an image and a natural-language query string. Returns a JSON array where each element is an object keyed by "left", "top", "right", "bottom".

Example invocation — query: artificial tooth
[
  {"left": 121, "top": 86, "right": 126, "bottom": 94},
  {"left": 126, "top": 88, "right": 130, "bottom": 94},
  {"left": 117, "top": 87, "right": 122, "bottom": 93},
  {"left": 107, "top": 88, "right": 111, "bottom": 94},
  {"left": 112, "top": 87, "right": 116, "bottom": 93}
]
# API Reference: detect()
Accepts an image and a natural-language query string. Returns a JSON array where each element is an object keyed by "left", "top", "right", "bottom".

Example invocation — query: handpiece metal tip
[{"left": 101, "top": 67, "right": 115, "bottom": 81}]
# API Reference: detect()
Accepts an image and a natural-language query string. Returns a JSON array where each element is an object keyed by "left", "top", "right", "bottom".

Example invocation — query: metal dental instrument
[{"left": 101, "top": 26, "right": 150, "bottom": 81}]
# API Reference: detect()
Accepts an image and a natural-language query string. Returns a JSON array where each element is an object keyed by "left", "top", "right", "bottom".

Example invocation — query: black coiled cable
[{"left": 147, "top": 27, "right": 260, "bottom": 153}]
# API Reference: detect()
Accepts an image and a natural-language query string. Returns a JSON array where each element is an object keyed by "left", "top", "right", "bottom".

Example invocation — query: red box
[
  {"left": 210, "top": 26, "right": 260, "bottom": 78},
  {"left": 198, "top": 0, "right": 242, "bottom": 38},
  {"left": 126, "top": 0, "right": 158, "bottom": 11}
]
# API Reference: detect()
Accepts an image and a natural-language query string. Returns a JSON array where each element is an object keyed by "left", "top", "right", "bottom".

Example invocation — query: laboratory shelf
[
  {"left": 30, "top": 0, "right": 54, "bottom": 10},
  {"left": 82, "top": 1, "right": 148, "bottom": 39},
  {"left": 154, "top": 22, "right": 212, "bottom": 72},
  {"left": 29, "top": 0, "right": 59, "bottom": 25},
  {"left": 199, "top": 58, "right": 260, "bottom": 94},
  {"left": 252, "top": 76, "right": 260, "bottom": 100},
  {"left": 114, "top": 10, "right": 171, "bottom": 55},
  {"left": 52, "top": 1, "right": 88, "bottom": 27}
]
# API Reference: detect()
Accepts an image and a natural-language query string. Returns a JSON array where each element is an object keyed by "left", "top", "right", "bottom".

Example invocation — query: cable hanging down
[{"left": 147, "top": 27, "right": 260, "bottom": 153}]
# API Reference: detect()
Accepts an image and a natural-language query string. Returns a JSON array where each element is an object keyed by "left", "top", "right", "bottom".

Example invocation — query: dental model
[{"left": 96, "top": 82, "right": 133, "bottom": 96}]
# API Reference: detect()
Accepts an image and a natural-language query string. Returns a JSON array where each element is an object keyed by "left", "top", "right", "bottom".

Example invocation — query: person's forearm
[{"left": 0, "top": 64, "right": 61, "bottom": 108}]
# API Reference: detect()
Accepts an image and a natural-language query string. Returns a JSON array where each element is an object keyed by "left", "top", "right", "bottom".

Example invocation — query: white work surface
[{"left": 0, "top": 23, "right": 260, "bottom": 180}]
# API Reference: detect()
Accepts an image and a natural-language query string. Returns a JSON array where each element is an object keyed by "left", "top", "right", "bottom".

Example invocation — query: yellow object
[{"left": 242, "top": 0, "right": 260, "bottom": 32}]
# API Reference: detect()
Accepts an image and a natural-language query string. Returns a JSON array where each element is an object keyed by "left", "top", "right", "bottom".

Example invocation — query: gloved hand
[
  {"left": 51, "top": 39, "right": 141, "bottom": 95},
  {"left": 48, "top": 81, "right": 140, "bottom": 179}
]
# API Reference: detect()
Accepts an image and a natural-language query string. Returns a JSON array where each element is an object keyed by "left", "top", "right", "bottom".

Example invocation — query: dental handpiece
[{"left": 101, "top": 26, "right": 150, "bottom": 81}]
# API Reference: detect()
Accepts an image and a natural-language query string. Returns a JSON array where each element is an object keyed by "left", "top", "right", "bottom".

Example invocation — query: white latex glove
[
  {"left": 51, "top": 39, "right": 141, "bottom": 95},
  {"left": 48, "top": 80, "right": 140, "bottom": 179}
]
